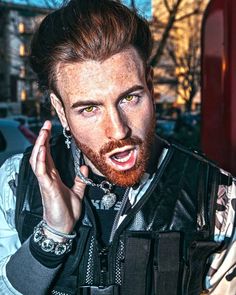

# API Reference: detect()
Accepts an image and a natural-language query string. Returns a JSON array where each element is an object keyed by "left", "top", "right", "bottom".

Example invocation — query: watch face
[
  {"left": 41, "top": 238, "right": 54, "bottom": 252},
  {"left": 55, "top": 244, "right": 67, "bottom": 255}
]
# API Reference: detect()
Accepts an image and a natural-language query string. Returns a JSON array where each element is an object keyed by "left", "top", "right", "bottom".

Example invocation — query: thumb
[{"left": 72, "top": 165, "right": 89, "bottom": 199}]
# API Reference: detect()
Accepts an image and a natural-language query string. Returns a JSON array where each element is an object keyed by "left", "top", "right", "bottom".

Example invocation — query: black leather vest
[{"left": 15, "top": 135, "right": 228, "bottom": 295}]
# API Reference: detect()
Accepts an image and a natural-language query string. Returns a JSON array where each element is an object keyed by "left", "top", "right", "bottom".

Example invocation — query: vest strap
[
  {"left": 121, "top": 236, "right": 151, "bottom": 295},
  {"left": 154, "top": 232, "right": 182, "bottom": 295}
]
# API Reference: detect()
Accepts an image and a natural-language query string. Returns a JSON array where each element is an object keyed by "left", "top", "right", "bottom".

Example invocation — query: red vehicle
[{"left": 201, "top": 0, "right": 236, "bottom": 175}]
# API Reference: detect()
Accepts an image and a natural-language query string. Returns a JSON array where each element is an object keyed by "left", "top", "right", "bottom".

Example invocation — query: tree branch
[
  {"left": 149, "top": 0, "right": 183, "bottom": 67},
  {"left": 163, "top": 0, "right": 171, "bottom": 13},
  {"left": 175, "top": 9, "right": 200, "bottom": 22}
]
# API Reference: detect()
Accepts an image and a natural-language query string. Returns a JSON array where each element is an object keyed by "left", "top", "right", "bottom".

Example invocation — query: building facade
[
  {"left": 0, "top": 1, "right": 56, "bottom": 117},
  {"left": 0, "top": 0, "right": 207, "bottom": 117}
]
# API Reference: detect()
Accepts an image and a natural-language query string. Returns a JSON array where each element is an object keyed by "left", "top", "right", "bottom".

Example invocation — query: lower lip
[{"left": 108, "top": 149, "right": 137, "bottom": 171}]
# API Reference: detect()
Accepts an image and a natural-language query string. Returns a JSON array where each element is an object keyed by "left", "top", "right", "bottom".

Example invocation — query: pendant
[{"left": 101, "top": 193, "right": 117, "bottom": 209}]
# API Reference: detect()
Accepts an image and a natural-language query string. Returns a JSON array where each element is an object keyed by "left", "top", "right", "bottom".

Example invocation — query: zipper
[
  {"left": 96, "top": 192, "right": 130, "bottom": 287},
  {"left": 109, "top": 187, "right": 130, "bottom": 243},
  {"left": 110, "top": 146, "right": 173, "bottom": 242},
  {"left": 113, "top": 239, "right": 125, "bottom": 285},
  {"left": 84, "top": 185, "right": 130, "bottom": 286},
  {"left": 85, "top": 234, "right": 96, "bottom": 284},
  {"left": 83, "top": 197, "right": 98, "bottom": 285},
  {"left": 83, "top": 145, "right": 173, "bottom": 286},
  {"left": 109, "top": 147, "right": 173, "bottom": 283},
  {"left": 98, "top": 246, "right": 109, "bottom": 286}
]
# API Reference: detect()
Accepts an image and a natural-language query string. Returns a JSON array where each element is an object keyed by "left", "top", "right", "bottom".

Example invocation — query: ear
[
  {"left": 50, "top": 93, "right": 68, "bottom": 128},
  {"left": 146, "top": 66, "right": 154, "bottom": 101}
]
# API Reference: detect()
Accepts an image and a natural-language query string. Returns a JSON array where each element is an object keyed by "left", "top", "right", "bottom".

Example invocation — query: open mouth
[{"left": 108, "top": 147, "right": 137, "bottom": 171}]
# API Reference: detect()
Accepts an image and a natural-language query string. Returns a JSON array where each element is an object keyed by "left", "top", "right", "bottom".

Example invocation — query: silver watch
[{"left": 33, "top": 222, "right": 73, "bottom": 256}]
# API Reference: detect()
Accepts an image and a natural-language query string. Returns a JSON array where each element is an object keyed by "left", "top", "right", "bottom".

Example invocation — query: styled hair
[{"left": 30, "top": 0, "right": 153, "bottom": 95}]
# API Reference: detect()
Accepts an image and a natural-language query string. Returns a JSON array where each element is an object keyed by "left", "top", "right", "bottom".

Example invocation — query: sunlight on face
[{"left": 52, "top": 47, "right": 155, "bottom": 186}]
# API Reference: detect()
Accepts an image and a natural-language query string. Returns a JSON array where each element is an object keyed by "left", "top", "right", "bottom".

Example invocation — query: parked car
[
  {"left": 0, "top": 119, "right": 36, "bottom": 166},
  {"left": 8, "top": 115, "right": 42, "bottom": 133}
]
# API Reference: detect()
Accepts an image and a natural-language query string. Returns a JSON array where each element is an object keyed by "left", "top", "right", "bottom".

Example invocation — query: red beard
[{"left": 76, "top": 120, "right": 155, "bottom": 187}]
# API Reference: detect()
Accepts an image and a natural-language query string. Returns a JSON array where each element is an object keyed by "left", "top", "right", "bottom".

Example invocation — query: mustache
[{"left": 99, "top": 136, "right": 143, "bottom": 155}]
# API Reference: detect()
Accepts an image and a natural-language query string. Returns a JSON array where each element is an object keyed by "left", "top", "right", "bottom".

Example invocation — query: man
[{"left": 0, "top": 0, "right": 235, "bottom": 294}]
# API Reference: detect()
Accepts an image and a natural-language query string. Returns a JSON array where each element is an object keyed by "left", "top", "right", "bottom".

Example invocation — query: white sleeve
[
  {"left": 0, "top": 154, "right": 23, "bottom": 295},
  {"left": 206, "top": 173, "right": 236, "bottom": 295}
]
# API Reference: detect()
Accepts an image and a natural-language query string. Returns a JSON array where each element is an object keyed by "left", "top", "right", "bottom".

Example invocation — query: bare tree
[
  {"left": 164, "top": 0, "right": 207, "bottom": 111},
  {"left": 148, "top": 0, "right": 209, "bottom": 111},
  {"left": 167, "top": 27, "right": 201, "bottom": 111},
  {"left": 149, "top": 0, "right": 202, "bottom": 67}
]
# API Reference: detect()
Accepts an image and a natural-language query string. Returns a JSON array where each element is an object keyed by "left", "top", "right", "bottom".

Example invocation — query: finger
[
  {"left": 41, "top": 120, "right": 52, "bottom": 131},
  {"left": 35, "top": 145, "right": 54, "bottom": 192},
  {"left": 43, "top": 123, "right": 55, "bottom": 168},
  {"left": 30, "top": 121, "right": 52, "bottom": 171},
  {"left": 72, "top": 165, "right": 89, "bottom": 199},
  {"left": 35, "top": 145, "right": 47, "bottom": 177},
  {"left": 44, "top": 120, "right": 52, "bottom": 147}
]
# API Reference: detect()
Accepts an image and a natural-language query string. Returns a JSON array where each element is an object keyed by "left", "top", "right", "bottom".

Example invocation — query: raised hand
[{"left": 29, "top": 120, "right": 88, "bottom": 239}]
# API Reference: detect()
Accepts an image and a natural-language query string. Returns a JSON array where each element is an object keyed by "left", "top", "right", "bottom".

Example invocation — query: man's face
[{"left": 51, "top": 47, "right": 155, "bottom": 186}]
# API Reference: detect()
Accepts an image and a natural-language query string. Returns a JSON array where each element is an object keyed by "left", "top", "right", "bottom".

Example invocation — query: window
[
  {"left": 19, "top": 44, "right": 26, "bottom": 57},
  {"left": 18, "top": 22, "right": 25, "bottom": 34},
  {"left": 21, "top": 89, "right": 27, "bottom": 101}
]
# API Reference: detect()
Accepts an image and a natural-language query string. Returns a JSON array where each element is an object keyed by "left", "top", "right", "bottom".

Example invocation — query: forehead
[{"left": 55, "top": 48, "right": 146, "bottom": 101}]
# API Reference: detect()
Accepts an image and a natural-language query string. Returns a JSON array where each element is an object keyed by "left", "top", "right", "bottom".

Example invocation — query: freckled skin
[
  {"left": 51, "top": 47, "right": 155, "bottom": 179},
  {"left": 29, "top": 47, "right": 156, "bottom": 234}
]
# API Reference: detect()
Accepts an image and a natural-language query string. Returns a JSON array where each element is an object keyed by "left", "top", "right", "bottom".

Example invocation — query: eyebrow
[{"left": 71, "top": 85, "right": 144, "bottom": 109}]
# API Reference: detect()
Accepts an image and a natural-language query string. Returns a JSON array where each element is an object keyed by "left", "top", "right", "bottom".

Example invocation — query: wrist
[
  {"left": 32, "top": 220, "right": 76, "bottom": 256},
  {"left": 43, "top": 218, "right": 74, "bottom": 237},
  {"left": 29, "top": 236, "right": 67, "bottom": 268},
  {"left": 43, "top": 228, "right": 66, "bottom": 242},
  {"left": 40, "top": 220, "right": 76, "bottom": 239}
]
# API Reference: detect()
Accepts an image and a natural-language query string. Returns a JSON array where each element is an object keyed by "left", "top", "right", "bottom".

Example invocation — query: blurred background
[{"left": 0, "top": 0, "right": 236, "bottom": 175}]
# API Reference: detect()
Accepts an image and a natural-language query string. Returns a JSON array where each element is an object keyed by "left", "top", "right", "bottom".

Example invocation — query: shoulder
[
  {"left": 0, "top": 153, "right": 24, "bottom": 190},
  {"left": 155, "top": 138, "right": 236, "bottom": 241},
  {"left": 170, "top": 140, "right": 218, "bottom": 166},
  {"left": 0, "top": 154, "right": 24, "bottom": 228}
]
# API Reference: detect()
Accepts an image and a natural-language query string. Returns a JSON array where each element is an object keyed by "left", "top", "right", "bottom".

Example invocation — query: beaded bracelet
[
  {"left": 33, "top": 220, "right": 76, "bottom": 256},
  {"left": 40, "top": 220, "right": 77, "bottom": 239}
]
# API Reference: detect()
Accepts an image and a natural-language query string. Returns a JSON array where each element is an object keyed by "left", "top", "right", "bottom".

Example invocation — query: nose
[{"left": 105, "top": 109, "right": 130, "bottom": 140}]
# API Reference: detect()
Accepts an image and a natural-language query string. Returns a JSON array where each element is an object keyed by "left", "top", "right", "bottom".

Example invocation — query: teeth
[{"left": 112, "top": 151, "right": 132, "bottom": 163}]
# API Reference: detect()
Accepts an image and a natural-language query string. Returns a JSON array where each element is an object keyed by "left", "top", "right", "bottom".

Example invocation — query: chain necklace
[{"left": 71, "top": 140, "right": 118, "bottom": 209}]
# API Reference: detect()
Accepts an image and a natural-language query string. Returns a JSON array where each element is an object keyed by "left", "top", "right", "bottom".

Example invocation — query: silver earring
[{"left": 63, "top": 127, "right": 72, "bottom": 149}]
